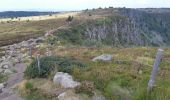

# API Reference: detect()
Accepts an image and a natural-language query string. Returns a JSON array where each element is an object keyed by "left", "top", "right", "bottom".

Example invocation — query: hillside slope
[
  {"left": 0, "top": 8, "right": 170, "bottom": 47},
  {"left": 54, "top": 8, "right": 170, "bottom": 46}
]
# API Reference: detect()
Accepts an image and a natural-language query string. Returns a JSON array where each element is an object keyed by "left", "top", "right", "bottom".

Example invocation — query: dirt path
[{"left": 0, "top": 63, "right": 26, "bottom": 100}]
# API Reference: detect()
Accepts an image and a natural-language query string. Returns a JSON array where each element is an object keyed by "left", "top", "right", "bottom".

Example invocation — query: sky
[{"left": 0, "top": 0, "right": 170, "bottom": 11}]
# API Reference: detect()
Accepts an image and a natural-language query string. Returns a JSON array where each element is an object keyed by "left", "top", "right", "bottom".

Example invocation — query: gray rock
[
  {"left": 58, "top": 90, "right": 81, "bottom": 100},
  {"left": 53, "top": 72, "right": 80, "bottom": 88},
  {"left": 0, "top": 61, "right": 13, "bottom": 69},
  {"left": 0, "top": 68, "right": 3, "bottom": 73},
  {"left": 0, "top": 58, "right": 3, "bottom": 62},
  {"left": 3, "top": 69, "right": 13, "bottom": 74},
  {"left": 21, "top": 41, "right": 29, "bottom": 47},
  {"left": 0, "top": 83, "right": 4, "bottom": 93},
  {"left": 3, "top": 65, "right": 9, "bottom": 69},
  {"left": 92, "top": 54, "right": 113, "bottom": 61},
  {"left": 92, "top": 95, "right": 106, "bottom": 100},
  {"left": 35, "top": 37, "right": 45, "bottom": 43}
]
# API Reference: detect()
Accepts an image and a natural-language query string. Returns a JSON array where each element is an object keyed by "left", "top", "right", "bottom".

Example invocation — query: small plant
[
  {"left": 26, "top": 19, "right": 30, "bottom": 22},
  {"left": 104, "top": 82, "right": 131, "bottom": 100},
  {"left": 25, "top": 81, "right": 34, "bottom": 93},
  {"left": 66, "top": 16, "right": 73, "bottom": 23},
  {"left": 25, "top": 81, "right": 33, "bottom": 90},
  {"left": 0, "top": 74, "right": 7, "bottom": 83},
  {"left": 75, "top": 80, "right": 94, "bottom": 96}
]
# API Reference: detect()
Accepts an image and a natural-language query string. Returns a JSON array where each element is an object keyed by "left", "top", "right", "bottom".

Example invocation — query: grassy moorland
[
  {"left": 53, "top": 47, "right": 170, "bottom": 100},
  {"left": 1, "top": 8, "right": 170, "bottom": 100},
  {"left": 0, "top": 12, "right": 80, "bottom": 46},
  {"left": 19, "top": 45, "right": 170, "bottom": 100}
]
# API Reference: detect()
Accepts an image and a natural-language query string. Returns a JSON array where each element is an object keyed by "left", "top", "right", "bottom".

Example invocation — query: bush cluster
[{"left": 24, "top": 56, "right": 87, "bottom": 78}]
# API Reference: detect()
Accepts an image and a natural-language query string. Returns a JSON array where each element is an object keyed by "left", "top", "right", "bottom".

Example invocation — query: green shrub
[
  {"left": 57, "top": 57, "right": 86, "bottom": 73},
  {"left": 104, "top": 81, "right": 131, "bottom": 100},
  {"left": 83, "top": 39, "right": 103, "bottom": 47},
  {"left": 24, "top": 56, "right": 87, "bottom": 78},
  {"left": 0, "top": 74, "right": 7, "bottom": 83},
  {"left": 75, "top": 80, "right": 94, "bottom": 96},
  {"left": 46, "top": 35, "right": 58, "bottom": 45},
  {"left": 57, "top": 28, "right": 83, "bottom": 45},
  {"left": 66, "top": 16, "right": 73, "bottom": 23},
  {"left": 25, "top": 82, "right": 33, "bottom": 90}
]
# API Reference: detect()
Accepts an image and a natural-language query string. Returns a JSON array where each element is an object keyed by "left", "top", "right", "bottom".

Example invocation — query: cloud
[{"left": 138, "top": 0, "right": 148, "bottom": 4}]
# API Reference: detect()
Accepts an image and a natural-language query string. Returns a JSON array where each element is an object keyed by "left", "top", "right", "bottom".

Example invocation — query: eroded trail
[{"left": 0, "top": 63, "right": 26, "bottom": 100}]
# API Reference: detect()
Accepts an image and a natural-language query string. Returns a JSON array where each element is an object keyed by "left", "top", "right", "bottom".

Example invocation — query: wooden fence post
[
  {"left": 29, "top": 44, "right": 32, "bottom": 58},
  {"left": 147, "top": 48, "right": 164, "bottom": 93},
  {"left": 37, "top": 54, "right": 41, "bottom": 75}
]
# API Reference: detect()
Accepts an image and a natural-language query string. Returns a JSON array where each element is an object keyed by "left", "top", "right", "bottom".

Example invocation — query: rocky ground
[
  {"left": 0, "top": 63, "right": 26, "bottom": 100},
  {"left": 0, "top": 35, "right": 46, "bottom": 99}
]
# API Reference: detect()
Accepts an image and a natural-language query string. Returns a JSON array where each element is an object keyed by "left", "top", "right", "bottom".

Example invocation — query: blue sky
[{"left": 0, "top": 0, "right": 170, "bottom": 11}]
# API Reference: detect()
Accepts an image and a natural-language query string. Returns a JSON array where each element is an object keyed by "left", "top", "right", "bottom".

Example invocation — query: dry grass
[
  {"left": 49, "top": 46, "right": 170, "bottom": 99},
  {"left": 0, "top": 12, "right": 80, "bottom": 22}
]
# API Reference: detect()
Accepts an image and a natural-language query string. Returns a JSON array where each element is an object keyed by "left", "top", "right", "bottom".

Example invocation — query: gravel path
[{"left": 0, "top": 63, "right": 26, "bottom": 100}]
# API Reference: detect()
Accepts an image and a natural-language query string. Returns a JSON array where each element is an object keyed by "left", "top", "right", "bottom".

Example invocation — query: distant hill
[
  {"left": 53, "top": 8, "right": 170, "bottom": 46},
  {"left": 0, "top": 11, "right": 58, "bottom": 18},
  {"left": 0, "top": 8, "right": 170, "bottom": 47}
]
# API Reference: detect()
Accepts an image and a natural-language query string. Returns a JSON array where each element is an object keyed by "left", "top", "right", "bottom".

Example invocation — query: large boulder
[
  {"left": 92, "top": 54, "right": 113, "bottom": 61},
  {"left": 53, "top": 72, "right": 80, "bottom": 88}
]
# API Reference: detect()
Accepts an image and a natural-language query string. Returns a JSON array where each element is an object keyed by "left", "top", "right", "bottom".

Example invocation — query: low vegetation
[
  {"left": 24, "top": 56, "right": 87, "bottom": 78},
  {"left": 1, "top": 8, "right": 170, "bottom": 100},
  {"left": 17, "top": 80, "right": 54, "bottom": 100},
  {"left": 54, "top": 47, "right": 170, "bottom": 100},
  {"left": 0, "top": 74, "right": 7, "bottom": 83},
  {"left": 22, "top": 46, "right": 170, "bottom": 100}
]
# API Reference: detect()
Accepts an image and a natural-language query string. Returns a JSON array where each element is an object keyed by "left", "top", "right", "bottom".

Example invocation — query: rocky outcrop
[{"left": 84, "top": 15, "right": 165, "bottom": 46}]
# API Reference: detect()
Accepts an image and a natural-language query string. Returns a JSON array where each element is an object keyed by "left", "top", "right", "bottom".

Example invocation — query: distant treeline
[{"left": 0, "top": 11, "right": 58, "bottom": 18}]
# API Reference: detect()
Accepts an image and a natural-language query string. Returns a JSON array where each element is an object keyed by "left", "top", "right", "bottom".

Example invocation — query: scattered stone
[
  {"left": 0, "top": 68, "right": 3, "bottom": 73},
  {"left": 21, "top": 41, "right": 29, "bottom": 47},
  {"left": 58, "top": 90, "right": 81, "bottom": 100},
  {"left": 0, "top": 61, "right": 13, "bottom": 69},
  {"left": 3, "top": 69, "right": 13, "bottom": 74},
  {"left": 53, "top": 72, "right": 80, "bottom": 88},
  {"left": 35, "top": 37, "right": 45, "bottom": 43},
  {"left": 0, "top": 83, "right": 4, "bottom": 93},
  {"left": 92, "top": 54, "right": 113, "bottom": 61},
  {"left": 92, "top": 94, "right": 106, "bottom": 100},
  {"left": 0, "top": 58, "right": 3, "bottom": 62},
  {"left": 3, "top": 65, "right": 9, "bottom": 69}
]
